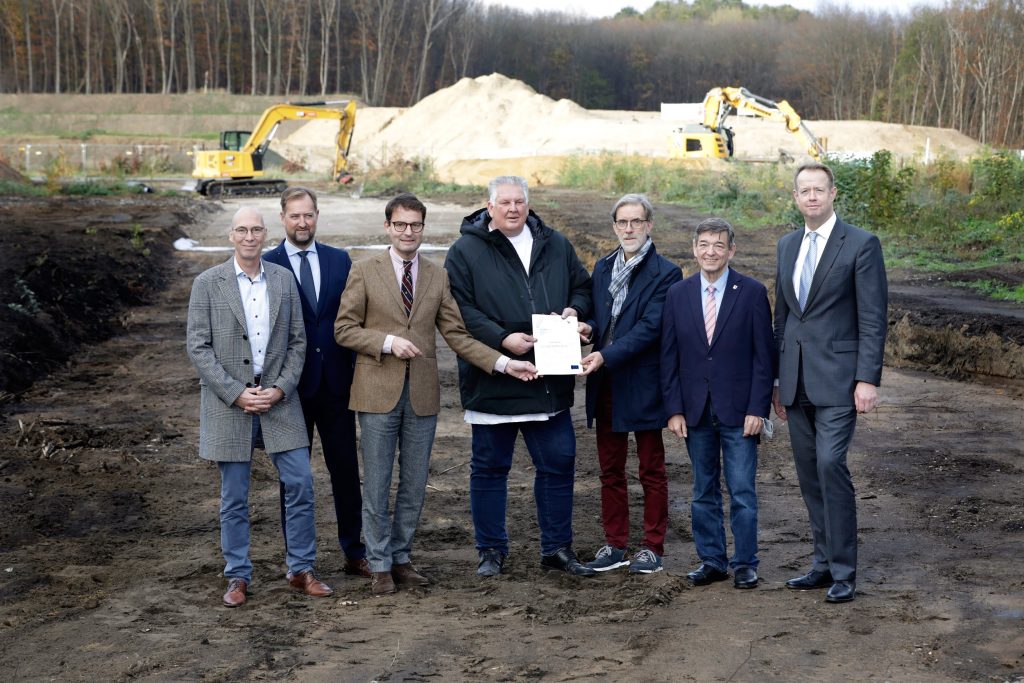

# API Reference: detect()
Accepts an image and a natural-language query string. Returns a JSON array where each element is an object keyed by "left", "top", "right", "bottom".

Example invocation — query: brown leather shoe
[
  {"left": 223, "top": 578, "right": 247, "bottom": 607},
  {"left": 371, "top": 571, "right": 396, "bottom": 595},
  {"left": 343, "top": 557, "right": 372, "bottom": 578},
  {"left": 287, "top": 569, "right": 333, "bottom": 597},
  {"left": 391, "top": 562, "right": 430, "bottom": 586}
]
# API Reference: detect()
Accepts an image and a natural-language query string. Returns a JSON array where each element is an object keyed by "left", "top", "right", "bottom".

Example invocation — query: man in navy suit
[
  {"left": 772, "top": 162, "right": 887, "bottom": 604},
  {"left": 661, "top": 217, "right": 774, "bottom": 590},
  {"left": 578, "top": 194, "right": 681, "bottom": 575},
  {"left": 264, "top": 186, "right": 369, "bottom": 578}
]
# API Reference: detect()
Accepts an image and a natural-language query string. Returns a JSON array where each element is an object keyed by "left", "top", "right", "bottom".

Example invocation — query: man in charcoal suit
[{"left": 772, "top": 162, "right": 888, "bottom": 604}]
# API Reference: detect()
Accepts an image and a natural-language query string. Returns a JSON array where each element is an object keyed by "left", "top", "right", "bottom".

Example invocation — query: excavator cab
[
  {"left": 220, "top": 131, "right": 251, "bottom": 152},
  {"left": 670, "top": 124, "right": 733, "bottom": 159}
]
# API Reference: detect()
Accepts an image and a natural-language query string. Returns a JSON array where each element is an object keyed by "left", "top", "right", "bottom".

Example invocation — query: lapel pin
[{"left": 732, "top": 284, "right": 738, "bottom": 290}]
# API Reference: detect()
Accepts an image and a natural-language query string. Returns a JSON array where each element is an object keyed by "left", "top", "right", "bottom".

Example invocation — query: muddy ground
[{"left": 0, "top": 189, "right": 1022, "bottom": 682}]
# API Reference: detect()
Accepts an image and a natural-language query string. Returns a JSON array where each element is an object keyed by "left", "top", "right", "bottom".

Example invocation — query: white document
[{"left": 531, "top": 314, "right": 583, "bottom": 375}]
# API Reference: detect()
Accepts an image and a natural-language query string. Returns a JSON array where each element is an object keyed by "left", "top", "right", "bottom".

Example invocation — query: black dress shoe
[
  {"left": 825, "top": 580, "right": 855, "bottom": 603},
  {"left": 733, "top": 566, "right": 758, "bottom": 589},
  {"left": 687, "top": 563, "right": 729, "bottom": 586},
  {"left": 540, "top": 547, "right": 596, "bottom": 577},
  {"left": 477, "top": 549, "right": 505, "bottom": 577},
  {"left": 785, "top": 569, "right": 833, "bottom": 590}
]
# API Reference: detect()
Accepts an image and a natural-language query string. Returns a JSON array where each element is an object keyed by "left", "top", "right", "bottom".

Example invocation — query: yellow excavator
[
  {"left": 669, "top": 87, "right": 826, "bottom": 161},
  {"left": 192, "top": 100, "right": 356, "bottom": 196}
]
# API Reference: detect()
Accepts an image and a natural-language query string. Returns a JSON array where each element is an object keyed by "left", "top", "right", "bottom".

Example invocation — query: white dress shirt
[
  {"left": 283, "top": 240, "right": 321, "bottom": 301},
  {"left": 792, "top": 212, "right": 836, "bottom": 297},
  {"left": 234, "top": 258, "right": 269, "bottom": 376}
]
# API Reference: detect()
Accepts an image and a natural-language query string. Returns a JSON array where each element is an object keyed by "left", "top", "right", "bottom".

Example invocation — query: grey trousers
[
  {"left": 357, "top": 381, "right": 437, "bottom": 573},
  {"left": 787, "top": 388, "right": 859, "bottom": 583}
]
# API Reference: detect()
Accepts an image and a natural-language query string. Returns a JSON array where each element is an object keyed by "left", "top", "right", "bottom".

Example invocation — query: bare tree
[
  {"left": 355, "top": 0, "right": 409, "bottom": 105},
  {"left": 412, "top": 0, "right": 456, "bottom": 103},
  {"left": 49, "top": 0, "right": 68, "bottom": 93},
  {"left": 316, "top": 0, "right": 338, "bottom": 95}
]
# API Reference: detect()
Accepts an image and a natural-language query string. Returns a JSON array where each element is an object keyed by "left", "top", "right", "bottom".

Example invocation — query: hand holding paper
[{"left": 531, "top": 314, "right": 583, "bottom": 375}]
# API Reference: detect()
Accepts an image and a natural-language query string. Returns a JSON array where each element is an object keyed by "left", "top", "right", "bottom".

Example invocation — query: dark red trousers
[{"left": 595, "top": 386, "right": 669, "bottom": 556}]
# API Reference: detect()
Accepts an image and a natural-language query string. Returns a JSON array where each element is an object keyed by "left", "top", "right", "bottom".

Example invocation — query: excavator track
[{"left": 198, "top": 179, "right": 289, "bottom": 198}]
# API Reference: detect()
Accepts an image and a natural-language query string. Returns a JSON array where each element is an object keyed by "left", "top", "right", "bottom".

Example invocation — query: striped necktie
[
  {"left": 401, "top": 260, "right": 413, "bottom": 316},
  {"left": 704, "top": 285, "right": 716, "bottom": 344}
]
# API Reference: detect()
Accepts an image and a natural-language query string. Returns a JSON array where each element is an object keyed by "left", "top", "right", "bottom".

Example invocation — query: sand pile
[
  {"left": 283, "top": 72, "right": 985, "bottom": 184},
  {"left": 0, "top": 156, "right": 28, "bottom": 183}
]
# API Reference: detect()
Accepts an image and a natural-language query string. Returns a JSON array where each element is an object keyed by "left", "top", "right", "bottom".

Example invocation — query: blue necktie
[
  {"left": 297, "top": 250, "right": 317, "bottom": 307},
  {"left": 798, "top": 232, "right": 817, "bottom": 311}
]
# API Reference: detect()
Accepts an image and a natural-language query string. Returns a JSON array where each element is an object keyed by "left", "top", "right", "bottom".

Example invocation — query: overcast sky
[{"left": 480, "top": 0, "right": 947, "bottom": 18}]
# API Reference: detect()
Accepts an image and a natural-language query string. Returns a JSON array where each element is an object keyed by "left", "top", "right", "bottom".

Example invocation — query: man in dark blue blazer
[
  {"left": 772, "top": 163, "right": 887, "bottom": 604},
  {"left": 661, "top": 217, "right": 775, "bottom": 590},
  {"left": 264, "top": 186, "right": 368, "bottom": 577},
  {"left": 578, "top": 194, "right": 681, "bottom": 575}
]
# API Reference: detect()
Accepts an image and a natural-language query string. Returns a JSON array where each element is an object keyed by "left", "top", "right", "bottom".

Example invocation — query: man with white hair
[{"left": 444, "top": 176, "right": 595, "bottom": 578}]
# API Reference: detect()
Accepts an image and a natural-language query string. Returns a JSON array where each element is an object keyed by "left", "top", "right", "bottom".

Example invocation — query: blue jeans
[
  {"left": 358, "top": 381, "right": 438, "bottom": 573},
  {"left": 470, "top": 410, "right": 577, "bottom": 556},
  {"left": 218, "top": 417, "right": 316, "bottom": 583},
  {"left": 684, "top": 405, "right": 759, "bottom": 571}
]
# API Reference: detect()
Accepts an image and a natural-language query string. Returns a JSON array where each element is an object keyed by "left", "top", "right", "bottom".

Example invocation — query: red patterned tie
[
  {"left": 704, "top": 285, "right": 716, "bottom": 344},
  {"left": 401, "top": 260, "right": 413, "bottom": 317}
]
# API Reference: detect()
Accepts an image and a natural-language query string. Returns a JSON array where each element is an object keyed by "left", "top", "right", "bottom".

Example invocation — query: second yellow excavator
[
  {"left": 669, "top": 87, "right": 826, "bottom": 161},
  {"left": 192, "top": 100, "right": 357, "bottom": 196}
]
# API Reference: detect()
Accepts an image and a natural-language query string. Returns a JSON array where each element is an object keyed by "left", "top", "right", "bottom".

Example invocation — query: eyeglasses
[
  {"left": 232, "top": 226, "right": 267, "bottom": 236},
  {"left": 614, "top": 218, "right": 649, "bottom": 230},
  {"left": 389, "top": 221, "right": 425, "bottom": 233}
]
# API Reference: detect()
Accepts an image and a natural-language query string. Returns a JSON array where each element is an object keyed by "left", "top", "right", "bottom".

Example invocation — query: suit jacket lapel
[
  {"left": 216, "top": 258, "right": 248, "bottom": 331},
  {"left": 780, "top": 229, "right": 802, "bottom": 312},
  {"left": 374, "top": 251, "right": 407, "bottom": 316},
  {"left": 315, "top": 242, "right": 329, "bottom": 320},
  {"left": 711, "top": 270, "right": 741, "bottom": 347},
  {"left": 686, "top": 277, "right": 708, "bottom": 347},
  {"left": 805, "top": 221, "right": 846, "bottom": 312},
  {"left": 266, "top": 260, "right": 282, "bottom": 333},
  {"left": 411, "top": 258, "right": 435, "bottom": 320}
]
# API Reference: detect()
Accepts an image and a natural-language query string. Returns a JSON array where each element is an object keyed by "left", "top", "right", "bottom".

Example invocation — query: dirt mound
[
  {"left": 0, "top": 156, "right": 27, "bottom": 182},
  {"left": 283, "top": 73, "right": 984, "bottom": 181},
  {"left": 0, "top": 197, "right": 192, "bottom": 400}
]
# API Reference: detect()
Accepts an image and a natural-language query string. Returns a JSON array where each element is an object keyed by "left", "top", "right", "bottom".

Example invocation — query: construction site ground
[{"left": 0, "top": 190, "right": 1022, "bottom": 682}]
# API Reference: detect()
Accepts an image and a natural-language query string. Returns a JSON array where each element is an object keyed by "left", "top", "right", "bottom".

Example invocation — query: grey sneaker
[
  {"left": 628, "top": 548, "right": 663, "bottom": 574},
  {"left": 586, "top": 545, "right": 630, "bottom": 572},
  {"left": 477, "top": 549, "right": 505, "bottom": 577}
]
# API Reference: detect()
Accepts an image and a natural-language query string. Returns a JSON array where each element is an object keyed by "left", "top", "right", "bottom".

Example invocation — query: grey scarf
[{"left": 608, "top": 237, "right": 653, "bottom": 321}]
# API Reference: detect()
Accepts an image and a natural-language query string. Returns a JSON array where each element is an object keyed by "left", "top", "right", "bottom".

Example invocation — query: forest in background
[{"left": 0, "top": 0, "right": 1021, "bottom": 147}]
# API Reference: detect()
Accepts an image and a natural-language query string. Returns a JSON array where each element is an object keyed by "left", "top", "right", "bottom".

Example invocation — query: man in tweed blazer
[
  {"left": 186, "top": 206, "right": 332, "bottom": 607},
  {"left": 335, "top": 193, "right": 537, "bottom": 596}
]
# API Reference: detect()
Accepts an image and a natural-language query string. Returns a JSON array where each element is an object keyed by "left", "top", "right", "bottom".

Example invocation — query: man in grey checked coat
[{"left": 186, "top": 206, "right": 333, "bottom": 607}]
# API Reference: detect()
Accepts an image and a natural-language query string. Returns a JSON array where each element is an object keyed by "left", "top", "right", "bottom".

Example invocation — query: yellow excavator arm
[
  {"left": 193, "top": 100, "right": 357, "bottom": 196},
  {"left": 671, "top": 86, "right": 824, "bottom": 160}
]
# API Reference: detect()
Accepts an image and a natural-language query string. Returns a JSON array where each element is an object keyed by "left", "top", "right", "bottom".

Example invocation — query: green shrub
[
  {"left": 831, "top": 151, "right": 917, "bottom": 234},
  {"left": 969, "top": 151, "right": 1024, "bottom": 211}
]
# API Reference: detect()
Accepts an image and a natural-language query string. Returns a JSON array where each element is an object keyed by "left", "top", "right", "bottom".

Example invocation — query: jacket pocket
[{"left": 831, "top": 340, "right": 858, "bottom": 353}]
